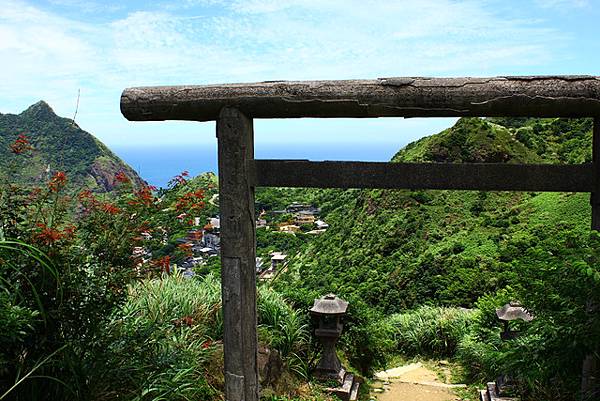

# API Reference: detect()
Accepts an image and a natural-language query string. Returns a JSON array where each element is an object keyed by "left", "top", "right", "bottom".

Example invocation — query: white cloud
[{"left": 0, "top": 0, "right": 575, "bottom": 145}]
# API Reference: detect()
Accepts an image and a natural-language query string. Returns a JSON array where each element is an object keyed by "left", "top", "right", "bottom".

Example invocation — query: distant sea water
[{"left": 113, "top": 142, "right": 401, "bottom": 188}]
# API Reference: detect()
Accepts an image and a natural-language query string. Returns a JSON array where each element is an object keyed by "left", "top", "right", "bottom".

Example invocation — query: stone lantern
[
  {"left": 492, "top": 302, "right": 535, "bottom": 398},
  {"left": 309, "top": 293, "right": 348, "bottom": 383},
  {"left": 496, "top": 302, "right": 534, "bottom": 341}
]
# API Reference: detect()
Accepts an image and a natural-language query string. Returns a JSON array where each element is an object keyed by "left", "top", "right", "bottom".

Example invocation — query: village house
[
  {"left": 258, "top": 252, "right": 288, "bottom": 280},
  {"left": 270, "top": 252, "right": 287, "bottom": 270},
  {"left": 315, "top": 219, "right": 329, "bottom": 229},
  {"left": 286, "top": 202, "right": 321, "bottom": 215},
  {"left": 202, "top": 230, "right": 220, "bottom": 249},
  {"left": 198, "top": 246, "right": 218, "bottom": 257},
  {"left": 294, "top": 212, "right": 315, "bottom": 226},
  {"left": 202, "top": 217, "right": 221, "bottom": 251},
  {"left": 209, "top": 217, "right": 220, "bottom": 233},
  {"left": 256, "top": 218, "right": 267, "bottom": 228},
  {"left": 279, "top": 224, "right": 301, "bottom": 233},
  {"left": 187, "top": 229, "right": 203, "bottom": 242}
]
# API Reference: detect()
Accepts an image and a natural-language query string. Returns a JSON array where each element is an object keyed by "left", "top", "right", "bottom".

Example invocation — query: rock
[{"left": 257, "top": 345, "right": 283, "bottom": 386}]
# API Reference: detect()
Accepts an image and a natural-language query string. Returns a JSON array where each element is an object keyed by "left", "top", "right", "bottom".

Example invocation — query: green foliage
[
  {"left": 0, "top": 150, "right": 214, "bottom": 399},
  {"left": 258, "top": 287, "right": 309, "bottom": 358},
  {"left": 91, "top": 274, "right": 313, "bottom": 400},
  {"left": 256, "top": 229, "right": 309, "bottom": 257},
  {"left": 390, "top": 306, "right": 475, "bottom": 357},
  {"left": 273, "top": 117, "right": 600, "bottom": 400},
  {"left": 3, "top": 114, "right": 600, "bottom": 400}
]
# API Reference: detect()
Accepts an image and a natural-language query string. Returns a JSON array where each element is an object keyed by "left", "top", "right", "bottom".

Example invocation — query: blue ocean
[{"left": 113, "top": 142, "right": 402, "bottom": 188}]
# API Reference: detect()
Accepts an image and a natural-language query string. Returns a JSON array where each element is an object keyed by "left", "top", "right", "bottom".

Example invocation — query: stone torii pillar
[{"left": 217, "top": 107, "right": 259, "bottom": 400}]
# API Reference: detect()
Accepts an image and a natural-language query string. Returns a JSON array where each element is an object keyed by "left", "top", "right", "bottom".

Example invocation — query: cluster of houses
[
  {"left": 257, "top": 251, "right": 287, "bottom": 280},
  {"left": 175, "top": 217, "right": 221, "bottom": 277},
  {"left": 273, "top": 202, "right": 329, "bottom": 235},
  {"left": 133, "top": 202, "right": 328, "bottom": 280}
]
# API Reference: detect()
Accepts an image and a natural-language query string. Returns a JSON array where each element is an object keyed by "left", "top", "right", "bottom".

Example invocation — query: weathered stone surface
[
  {"left": 121, "top": 76, "right": 600, "bottom": 121},
  {"left": 218, "top": 107, "right": 258, "bottom": 401}
]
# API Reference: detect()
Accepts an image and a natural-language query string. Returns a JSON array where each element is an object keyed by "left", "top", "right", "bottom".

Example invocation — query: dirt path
[{"left": 371, "top": 362, "right": 465, "bottom": 401}]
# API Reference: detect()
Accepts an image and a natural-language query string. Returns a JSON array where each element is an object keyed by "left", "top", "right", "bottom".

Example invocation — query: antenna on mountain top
[{"left": 71, "top": 89, "right": 80, "bottom": 126}]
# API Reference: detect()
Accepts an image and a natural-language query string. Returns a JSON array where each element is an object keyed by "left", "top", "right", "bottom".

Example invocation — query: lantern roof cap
[
  {"left": 309, "top": 293, "right": 348, "bottom": 316},
  {"left": 496, "top": 302, "right": 534, "bottom": 322}
]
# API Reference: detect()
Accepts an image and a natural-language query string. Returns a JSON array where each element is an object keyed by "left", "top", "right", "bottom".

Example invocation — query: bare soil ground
[{"left": 371, "top": 362, "right": 464, "bottom": 401}]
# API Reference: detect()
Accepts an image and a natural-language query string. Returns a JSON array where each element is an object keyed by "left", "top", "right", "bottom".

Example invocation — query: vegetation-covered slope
[
  {"left": 0, "top": 101, "right": 143, "bottom": 191},
  {"left": 276, "top": 117, "right": 594, "bottom": 312}
]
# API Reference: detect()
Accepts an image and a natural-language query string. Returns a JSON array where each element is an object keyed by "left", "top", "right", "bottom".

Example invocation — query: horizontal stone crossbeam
[{"left": 121, "top": 76, "right": 600, "bottom": 122}]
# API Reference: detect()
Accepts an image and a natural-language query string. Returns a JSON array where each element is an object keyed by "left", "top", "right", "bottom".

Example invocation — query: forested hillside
[
  {"left": 0, "top": 101, "right": 143, "bottom": 191},
  {"left": 276, "top": 117, "right": 594, "bottom": 312}
]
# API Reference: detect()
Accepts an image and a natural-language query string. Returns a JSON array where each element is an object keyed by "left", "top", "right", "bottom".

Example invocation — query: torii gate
[{"left": 121, "top": 76, "right": 600, "bottom": 401}]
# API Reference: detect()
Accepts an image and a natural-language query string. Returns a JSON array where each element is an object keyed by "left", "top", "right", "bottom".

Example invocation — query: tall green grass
[
  {"left": 90, "top": 272, "right": 311, "bottom": 401},
  {"left": 90, "top": 272, "right": 222, "bottom": 401},
  {"left": 258, "top": 287, "right": 310, "bottom": 379},
  {"left": 389, "top": 306, "right": 475, "bottom": 357}
]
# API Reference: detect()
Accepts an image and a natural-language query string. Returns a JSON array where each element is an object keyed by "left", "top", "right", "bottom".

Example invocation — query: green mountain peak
[
  {"left": 20, "top": 100, "right": 56, "bottom": 118},
  {"left": 1, "top": 101, "right": 144, "bottom": 192}
]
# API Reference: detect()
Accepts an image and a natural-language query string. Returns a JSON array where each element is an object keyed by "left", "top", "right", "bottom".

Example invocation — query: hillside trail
[{"left": 370, "top": 362, "right": 466, "bottom": 401}]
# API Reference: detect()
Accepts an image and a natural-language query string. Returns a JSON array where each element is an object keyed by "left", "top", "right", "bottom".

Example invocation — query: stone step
[
  {"left": 349, "top": 381, "right": 360, "bottom": 401},
  {"left": 481, "top": 381, "right": 519, "bottom": 401},
  {"left": 326, "top": 373, "right": 354, "bottom": 401}
]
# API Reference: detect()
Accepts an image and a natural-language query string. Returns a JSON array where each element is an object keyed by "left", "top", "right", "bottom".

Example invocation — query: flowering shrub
[
  {"left": 9, "top": 133, "right": 33, "bottom": 154},
  {"left": 0, "top": 138, "right": 210, "bottom": 399}
]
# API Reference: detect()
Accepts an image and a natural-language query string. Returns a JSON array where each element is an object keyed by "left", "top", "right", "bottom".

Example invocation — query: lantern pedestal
[{"left": 314, "top": 334, "right": 345, "bottom": 382}]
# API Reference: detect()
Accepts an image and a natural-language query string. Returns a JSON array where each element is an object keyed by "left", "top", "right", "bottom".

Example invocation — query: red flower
[
  {"left": 178, "top": 243, "right": 193, "bottom": 257},
  {"left": 9, "top": 134, "right": 33, "bottom": 155},
  {"left": 115, "top": 171, "right": 130, "bottom": 184},
  {"left": 152, "top": 256, "right": 171, "bottom": 274},
  {"left": 101, "top": 202, "right": 121, "bottom": 215},
  {"left": 201, "top": 340, "right": 212, "bottom": 349},
  {"left": 175, "top": 189, "right": 205, "bottom": 213},
  {"left": 63, "top": 224, "right": 76, "bottom": 239},
  {"left": 129, "top": 186, "right": 154, "bottom": 207},
  {"left": 34, "top": 223, "right": 64, "bottom": 245},
  {"left": 78, "top": 189, "right": 93, "bottom": 201},
  {"left": 48, "top": 171, "right": 67, "bottom": 192},
  {"left": 169, "top": 171, "right": 190, "bottom": 187}
]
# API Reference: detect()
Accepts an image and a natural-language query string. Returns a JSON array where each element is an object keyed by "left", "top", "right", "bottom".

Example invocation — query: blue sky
[{"left": 1, "top": 0, "right": 599, "bottom": 149}]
